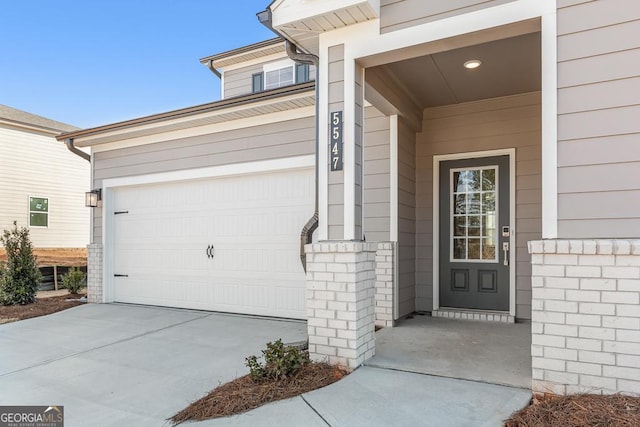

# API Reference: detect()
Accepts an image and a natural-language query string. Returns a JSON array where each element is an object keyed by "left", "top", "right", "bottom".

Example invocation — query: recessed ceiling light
[{"left": 464, "top": 59, "right": 482, "bottom": 69}]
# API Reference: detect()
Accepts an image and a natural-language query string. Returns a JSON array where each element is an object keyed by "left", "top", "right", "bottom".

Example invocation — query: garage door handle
[{"left": 207, "top": 245, "right": 215, "bottom": 259}]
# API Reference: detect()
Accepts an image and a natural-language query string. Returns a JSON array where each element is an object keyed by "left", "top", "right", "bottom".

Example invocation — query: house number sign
[{"left": 330, "top": 111, "right": 343, "bottom": 171}]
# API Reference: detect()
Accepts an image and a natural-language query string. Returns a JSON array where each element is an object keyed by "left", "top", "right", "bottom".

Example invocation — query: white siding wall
[{"left": 0, "top": 125, "right": 90, "bottom": 248}]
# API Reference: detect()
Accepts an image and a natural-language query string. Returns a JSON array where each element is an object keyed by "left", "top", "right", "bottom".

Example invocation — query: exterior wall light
[{"left": 85, "top": 189, "right": 101, "bottom": 208}]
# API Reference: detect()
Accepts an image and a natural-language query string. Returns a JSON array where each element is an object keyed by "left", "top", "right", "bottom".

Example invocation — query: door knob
[
  {"left": 206, "top": 245, "right": 215, "bottom": 259},
  {"left": 502, "top": 242, "right": 509, "bottom": 266}
]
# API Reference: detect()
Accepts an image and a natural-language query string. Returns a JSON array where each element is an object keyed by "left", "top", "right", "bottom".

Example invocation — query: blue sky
[{"left": 0, "top": 1, "right": 274, "bottom": 129}]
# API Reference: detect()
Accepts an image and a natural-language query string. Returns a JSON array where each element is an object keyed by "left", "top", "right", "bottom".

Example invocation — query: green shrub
[
  {"left": 0, "top": 222, "right": 42, "bottom": 305},
  {"left": 62, "top": 267, "right": 86, "bottom": 294},
  {"left": 245, "top": 339, "right": 309, "bottom": 381}
]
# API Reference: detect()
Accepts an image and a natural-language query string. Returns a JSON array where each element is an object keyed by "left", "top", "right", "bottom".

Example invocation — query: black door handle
[{"left": 206, "top": 245, "right": 215, "bottom": 259}]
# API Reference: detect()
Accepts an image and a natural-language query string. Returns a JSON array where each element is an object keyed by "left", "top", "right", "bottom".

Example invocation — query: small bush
[
  {"left": 245, "top": 339, "right": 310, "bottom": 381},
  {"left": 0, "top": 222, "right": 42, "bottom": 305},
  {"left": 61, "top": 267, "right": 86, "bottom": 294}
]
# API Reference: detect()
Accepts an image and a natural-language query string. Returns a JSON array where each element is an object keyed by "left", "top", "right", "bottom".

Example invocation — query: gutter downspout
[
  {"left": 258, "top": 9, "right": 319, "bottom": 272},
  {"left": 206, "top": 59, "right": 222, "bottom": 78},
  {"left": 65, "top": 138, "right": 90, "bottom": 162}
]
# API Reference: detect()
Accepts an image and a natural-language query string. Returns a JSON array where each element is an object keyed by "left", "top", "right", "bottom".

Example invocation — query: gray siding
[
  {"left": 363, "top": 107, "right": 391, "bottom": 242},
  {"left": 397, "top": 117, "right": 416, "bottom": 318},
  {"left": 92, "top": 116, "right": 315, "bottom": 241},
  {"left": 380, "top": 0, "right": 518, "bottom": 33},
  {"left": 415, "top": 92, "right": 541, "bottom": 319},
  {"left": 327, "top": 44, "right": 345, "bottom": 240},
  {"left": 557, "top": 0, "right": 640, "bottom": 238},
  {"left": 224, "top": 60, "right": 317, "bottom": 99},
  {"left": 353, "top": 62, "right": 364, "bottom": 239},
  {"left": 224, "top": 63, "right": 263, "bottom": 99}
]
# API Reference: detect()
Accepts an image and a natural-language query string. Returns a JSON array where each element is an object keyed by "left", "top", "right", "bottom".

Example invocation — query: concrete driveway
[{"left": 0, "top": 304, "right": 530, "bottom": 426}]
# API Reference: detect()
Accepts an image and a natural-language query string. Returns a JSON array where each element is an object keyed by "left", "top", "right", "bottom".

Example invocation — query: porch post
[{"left": 305, "top": 43, "right": 375, "bottom": 368}]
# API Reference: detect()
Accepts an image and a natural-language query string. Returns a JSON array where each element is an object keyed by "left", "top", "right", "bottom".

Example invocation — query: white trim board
[
  {"left": 317, "top": 41, "right": 330, "bottom": 241},
  {"left": 100, "top": 155, "right": 314, "bottom": 303},
  {"left": 432, "top": 148, "right": 517, "bottom": 317}
]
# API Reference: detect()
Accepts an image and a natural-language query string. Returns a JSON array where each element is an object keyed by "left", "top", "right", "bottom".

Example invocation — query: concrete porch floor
[{"left": 368, "top": 315, "right": 532, "bottom": 389}]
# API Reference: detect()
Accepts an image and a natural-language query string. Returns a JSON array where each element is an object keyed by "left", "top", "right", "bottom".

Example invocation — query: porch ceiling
[{"left": 369, "top": 32, "right": 541, "bottom": 110}]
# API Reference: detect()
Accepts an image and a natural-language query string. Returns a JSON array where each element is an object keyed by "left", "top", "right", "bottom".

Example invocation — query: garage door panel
[
  {"left": 112, "top": 168, "right": 312, "bottom": 319},
  {"left": 114, "top": 276, "right": 305, "bottom": 318}
]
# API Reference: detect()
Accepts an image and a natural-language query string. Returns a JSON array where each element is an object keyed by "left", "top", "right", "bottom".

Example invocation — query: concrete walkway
[
  {"left": 369, "top": 315, "right": 532, "bottom": 389},
  {"left": 0, "top": 305, "right": 531, "bottom": 426}
]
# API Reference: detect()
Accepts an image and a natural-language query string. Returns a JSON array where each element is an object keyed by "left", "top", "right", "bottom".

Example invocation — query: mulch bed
[
  {"left": 169, "top": 362, "right": 348, "bottom": 425},
  {"left": 0, "top": 294, "right": 85, "bottom": 324},
  {"left": 505, "top": 393, "right": 640, "bottom": 426}
]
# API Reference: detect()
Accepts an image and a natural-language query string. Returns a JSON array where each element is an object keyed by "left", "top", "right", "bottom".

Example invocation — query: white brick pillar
[
  {"left": 375, "top": 242, "right": 395, "bottom": 328},
  {"left": 87, "top": 243, "right": 103, "bottom": 303},
  {"left": 305, "top": 242, "right": 376, "bottom": 369},
  {"left": 529, "top": 239, "right": 640, "bottom": 395}
]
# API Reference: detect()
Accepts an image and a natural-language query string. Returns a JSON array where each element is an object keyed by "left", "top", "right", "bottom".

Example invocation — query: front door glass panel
[{"left": 450, "top": 167, "right": 498, "bottom": 262}]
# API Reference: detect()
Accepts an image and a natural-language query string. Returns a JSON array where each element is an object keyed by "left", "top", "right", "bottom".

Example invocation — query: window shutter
[
  {"left": 252, "top": 73, "right": 264, "bottom": 93},
  {"left": 295, "top": 63, "right": 309, "bottom": 84}
]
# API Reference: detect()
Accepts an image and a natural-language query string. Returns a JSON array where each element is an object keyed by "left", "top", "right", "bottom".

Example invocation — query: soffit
[
  {"left": 271, "top": 1, "right": 379, "bottom": 55},
  {"left": 378, "top": 32, "right": 541, "bottom": 108},
  {"left": 209, "top": 43, "right": 285, "bottom": 70}
]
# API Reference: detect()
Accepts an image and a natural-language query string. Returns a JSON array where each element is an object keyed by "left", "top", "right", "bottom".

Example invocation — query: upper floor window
[
  {"left": 29, "top": 196, "right": 48, "bottom": 227},
  {"left": 252, "top": 60, "right": 314, "bottom": 94},
  {"left": 265, "top": 66, "right": 294, "bottom": 90}
]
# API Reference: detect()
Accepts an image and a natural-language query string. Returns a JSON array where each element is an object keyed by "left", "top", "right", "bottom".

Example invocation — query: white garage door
[{"left": 111, "top": 168, "right": 314, "bottom": 319}]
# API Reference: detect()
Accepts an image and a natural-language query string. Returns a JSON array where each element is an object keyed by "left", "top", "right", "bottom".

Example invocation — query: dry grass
[
  {"left": 0, "top": 293, "right": 85, "bottom": 324},
  {"left": 505, "top": 393, "right": 640, "bottom": 427},
  {"left": 169, "top": 362, "right": 348, "bottom": 425},
  {"left": 0, "top": 248, "right": 87, "bottom": 267}
]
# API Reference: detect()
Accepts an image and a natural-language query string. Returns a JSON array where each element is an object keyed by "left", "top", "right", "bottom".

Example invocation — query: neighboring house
[
  {"left": 58, "top": 0, "right": 640, "bottom": 396},
  {"left": 0, "top": 105, "right": 89, "bottom": 248}
]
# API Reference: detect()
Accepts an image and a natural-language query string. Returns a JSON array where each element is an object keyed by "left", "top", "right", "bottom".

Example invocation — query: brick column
[
  {"left": 86, "top": 243, "right": 103, "bottom": 303},
  {"left": 305, "top": 242, "right": 376, "bottom": 369},
  {"left": 375, "top": 242, "right": 395, "bottom": 328},
  {"left": 529, "top": 239, "right": 640, "bottom": 395}
]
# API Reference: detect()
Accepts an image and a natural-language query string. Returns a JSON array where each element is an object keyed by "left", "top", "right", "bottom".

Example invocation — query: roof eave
[
  {"left": 198, "top": 37, "right": 283, "bottom": 65},
  {"left": 56, "top": 81, "right": 315, "bottom": 142}
]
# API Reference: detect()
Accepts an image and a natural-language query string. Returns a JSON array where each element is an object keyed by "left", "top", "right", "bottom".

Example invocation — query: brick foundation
[
  {"left": 305, "top": 242, "right": 377, "bottom": 369},
  {"left": 529, "top": 239, "right": 640, "bottom": 395},
  {"left": 87, "top": 243, "right": 103, "bottom": 303}
]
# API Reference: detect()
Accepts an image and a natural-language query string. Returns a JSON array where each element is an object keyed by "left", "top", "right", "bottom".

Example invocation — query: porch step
[{"left": 432, "top": 308, "right": 515, "bottom": 323}]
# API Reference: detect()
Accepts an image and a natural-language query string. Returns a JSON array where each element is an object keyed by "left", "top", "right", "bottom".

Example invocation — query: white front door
[{"left": 111, "top": 168, "right": 314, "bottom": 319}]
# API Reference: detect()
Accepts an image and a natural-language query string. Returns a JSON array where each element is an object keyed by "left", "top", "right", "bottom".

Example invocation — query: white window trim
[
  {"left": 264, "top": 68, "right": 294, "bottom": 91},
  {"left": 28, "top": 195, "right": 49, "bottom": 229},
  {"left": 100, "top": 155, "right": 314, "bottom": 303},
  {"left": 433, "top": 149, "right": 516, "bottom": 317}
]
